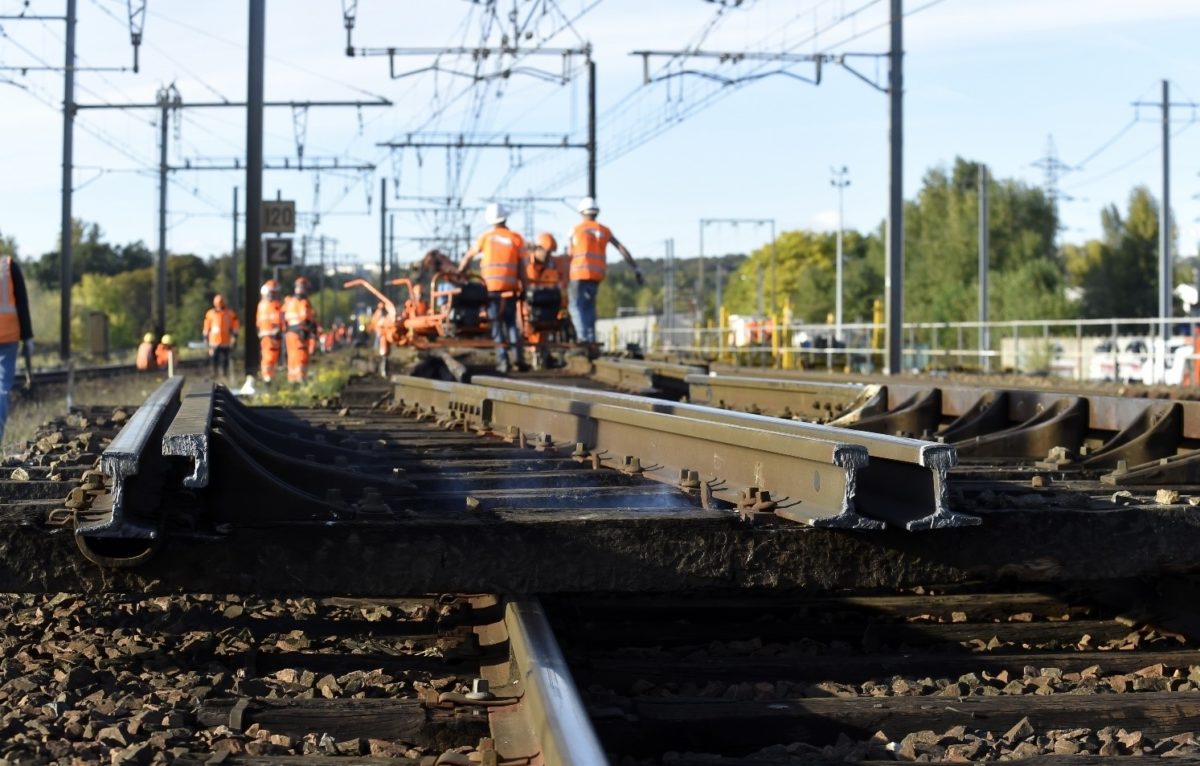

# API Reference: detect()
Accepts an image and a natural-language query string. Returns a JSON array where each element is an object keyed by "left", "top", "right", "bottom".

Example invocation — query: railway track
[
  {"left": 6, "top": 356, "right": 1200, "bottom": 762},
  {"left": 546, "top": 586, "right": 1200, "bottom": 764},
  {"left": 24, "top": 357, "right": 209, "bottom": 387}
]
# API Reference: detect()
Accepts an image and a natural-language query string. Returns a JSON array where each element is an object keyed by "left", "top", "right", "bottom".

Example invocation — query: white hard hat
[
  {"left": 485, "top": 202, "right": 509, "bottom": 225},
  {"left": 578, "top": 196, "right": 599, "bottom": 215}
]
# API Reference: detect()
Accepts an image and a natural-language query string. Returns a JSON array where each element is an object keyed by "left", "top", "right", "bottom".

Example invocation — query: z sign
[
  {"left": 262, "top": 201, "right": 295, "bottom": 233},
  {"left": 265, "top": 238, "right": 294, "bottom": 266}
]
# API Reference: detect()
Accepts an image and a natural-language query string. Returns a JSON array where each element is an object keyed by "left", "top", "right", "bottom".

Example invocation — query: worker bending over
[
  {"left": 256, "top": 279, "right": 284, "bottom": 382},
  {"left": 457, "top": 203, "right": 527, "bottom": 374},
  {"left": 569, "top": 197, "right": 642, "bottom": 353},
  {"left": 524, "top": 233, "right": 565, "bottom": 368},
  {"left": 136, "top": 333, "right": 157, "bottom": 371},
  {"left": 155, "top": 335, "right": 175, "bottom": 370},
  {"left": 283, "top": 276, "right": 317, "bottom": 383},
  {"left": 203, "top": 294, "right": 239, "bottom": 379}
]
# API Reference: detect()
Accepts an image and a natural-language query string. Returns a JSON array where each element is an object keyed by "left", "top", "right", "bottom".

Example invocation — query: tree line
[{"left": 598, "top": 157, "right": 1186, "bottom": 329}]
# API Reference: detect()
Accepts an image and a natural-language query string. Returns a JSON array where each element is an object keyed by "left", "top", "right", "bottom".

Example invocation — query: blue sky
[{"left": 2, "top": 0, "right": 1199, "bottom": 273}]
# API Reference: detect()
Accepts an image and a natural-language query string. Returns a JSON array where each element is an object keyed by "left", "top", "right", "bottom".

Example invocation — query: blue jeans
[
  {"left": 568, "top": 280, "right": 599, "bottom": 343},
  {"left": 0, "top": 343, "right": 17, "bottom": 446},
  {"left": 487, "top": 293, "right": 521, "bottom": 365}
]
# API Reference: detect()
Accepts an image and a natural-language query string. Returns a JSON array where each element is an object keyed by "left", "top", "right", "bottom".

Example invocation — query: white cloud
[{"left": 810, "top": 209, "right": 840, "bottom": 231}]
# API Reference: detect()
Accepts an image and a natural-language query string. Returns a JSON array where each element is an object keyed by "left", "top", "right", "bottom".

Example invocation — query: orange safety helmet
[
  {"left": 536, "top": 232, "right": 557, "bottom": 254},
  {"left": 212, "top": 294, "right": 227, "bottom": 309},
  {"left": 294, "top": 276, "right": 312, "bottom": 296},
  {"left": 260, "top": 278, "right": 280, "bottom": 297}
]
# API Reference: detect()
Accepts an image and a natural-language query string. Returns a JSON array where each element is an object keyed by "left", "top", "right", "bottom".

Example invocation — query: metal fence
[{"left": 603, "top": 315, "right": 1199, "bottom": 385}]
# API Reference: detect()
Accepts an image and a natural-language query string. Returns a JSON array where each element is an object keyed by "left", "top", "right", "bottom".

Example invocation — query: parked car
[{"left": 1088, "top": 339, "right": 1149, "bottom": 383}]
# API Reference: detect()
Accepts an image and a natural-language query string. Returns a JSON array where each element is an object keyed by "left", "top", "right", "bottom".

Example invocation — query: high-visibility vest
[
  {"left": 203, "top": 308, "right": 239, "bottom": 346},
  {"left": 476, "top": 227, "right": 524, "bottom": 292},
  {"left": 523, "top": 257, "right": 561, "bottom": 287},
  {"left": 569, "top": 221, "right": 612, "bottom": 282},
  {"left": 0, "top": 257, "right": 20, "bottom": 344},
  {"left": 136, "top": 341, "right": 156, "bottom": 370},
  {"left": 155, "top": 344, "right": 173, "bottom": 368},
  {"left": 284, "top": 296, "right": 315, "bottom": 329},
  {"left": 256, "top": 298, "right": 284, "bottom": 337}
]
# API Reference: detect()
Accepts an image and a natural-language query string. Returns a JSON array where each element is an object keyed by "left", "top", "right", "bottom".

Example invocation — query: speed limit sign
[{"left": 262, "top": 200, "right": 295, "bottom": 233}]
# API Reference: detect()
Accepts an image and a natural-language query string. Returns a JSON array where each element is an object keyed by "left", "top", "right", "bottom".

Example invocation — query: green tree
[
  {"left": 905, "top": 158, "right": 1069, "bottom": 323},
  {"left": 723, "top": 229, "right": 883, "bottom": 323},
  {"left": 1068, "top": 186, "right": 1164, "bottom": 319},
  {"left": 32, "top": 220, "right": 152, "bottom": 288}
]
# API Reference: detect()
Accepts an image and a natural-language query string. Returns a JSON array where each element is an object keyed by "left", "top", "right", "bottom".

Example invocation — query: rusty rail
[
  {"left": 684, "top": 371, "right": 1200, "bottom": 485},
  {"left": 473, "top": 596, "right": 607, "bottom": 765},
  {"left": 477, "top": 376, "right": 975, "bottom": 530},
  {"left": 394, "top": 374, "right": 976, "bottom": 530}
]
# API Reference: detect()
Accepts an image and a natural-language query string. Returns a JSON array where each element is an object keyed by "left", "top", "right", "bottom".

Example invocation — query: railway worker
[
  {"left": 527, "top": 233, "right": 563, "bottom": 289},
  {"left": 523, "top": 234, "right": 565, "bottom": 368},
  {"left": 0, "top": 254, "right": 34, "bottom": 447},
  {"left": 155, "top": 334, "right": 175, "bottom": 370},
  {"left": 283, "top": 276, "right": 318, "bottom": 383},
  {"left": 256, "top": 279, "right": 285, "bottom": 383},
  {"left": 568, "top": 197, "right": 642, "bottom": 354},
  {"left": 136, "top": 333, "right": 157, "bottom": 371},
  {"left": 457, "top": 203, "right": 527, "bottom": 374},
  {"left": 203, "top": 294, "right": 239, "bottom": 379}
]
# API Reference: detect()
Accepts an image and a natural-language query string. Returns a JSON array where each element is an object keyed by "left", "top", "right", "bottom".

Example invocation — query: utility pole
[
  {"left": 1132, "top": 80, "right": 1199, "bottom": 346},
  {"left": 978, "top": 164, "right": 989, "bottom": 372},
  {"left": 244, "top": 0, "right": 265, "bottom": 377},
  {"left": 1160, "top": 79, "right": 1171, "bottom": 346},
  {"left": 697, "top": 222, "right": 705, "bottom": 328},
  {"left": 155, "top": 84, "right": 181, "bottom": 337},
  {"left": 588, "top": 58, "right": 597, "bottom": 199},
  {"left": 59, "top": 0, "right": 76, "bottom": 361},
  {"left": 318, "top": 236, "right": 326, "bottom": 322},
  {"left": 664, "top": 238, "right": 675, "bottom": 341},
  {"left": 885, "top": 0, "right": 904, "bottom": 374},
  {"left": 380, "top": 177, "right": 387, "bottom": 295},
  {"left": 231, "top": 187, "right": 239, "bottom": 315},
  {"left": 831, "top": 166, "right": 850, "bottom": 339}
]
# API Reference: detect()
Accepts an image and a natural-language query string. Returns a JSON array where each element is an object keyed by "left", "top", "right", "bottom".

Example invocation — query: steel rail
[
  {"left": 698, "top": 365, "right": 1200, "bottom": 439},
  {"left": 75, "top": 376, "right": 184, "bottom": 566},
  {"left": 27, "top": 357, "right": 206, "bottom": 386},
  {"left": 475, "top": 376, "right": 976, "bottom": 531},
  {"left": 479, "top": 597, "right": 608, "bottom": 766},
  {"left": 397, "top": 374, "right": 877, "bottom": 527},
  {"left": 589, "top": 357, "right": 707, "bottom": 397}
]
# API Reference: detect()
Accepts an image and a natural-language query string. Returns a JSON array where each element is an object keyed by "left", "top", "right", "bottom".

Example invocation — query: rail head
[
  {"left": 162, "top": 383, "right": 214, "bottom": 489},
  {"left": 78, "top": 376, "right": 185, "bottom": 553},
  {"left": 504, "top": 598, "right": 608, "bottom": 766},
  {"left": 99, "top": 376, "right": 186, "bottom": 482}
]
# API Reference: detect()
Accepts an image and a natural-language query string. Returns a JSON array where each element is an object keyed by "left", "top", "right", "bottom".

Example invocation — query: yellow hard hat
[
  {"left": 143, "top": 332, "right": 155, "bottom": 343},
  {"left": 161, "top": 334, "right": 173, "bottom": 345}
]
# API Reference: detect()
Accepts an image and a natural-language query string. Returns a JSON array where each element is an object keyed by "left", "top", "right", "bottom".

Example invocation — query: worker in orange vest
[
  {"left": 203, "top": 294, "right": 239, "bottom": 379},
  {"left": 155, "top": 334, "right": 175, "bottom": 370},
  {"left": 283, "top": 276, "right": 317, "bottom": 383},
  {"left": 568, "top": 197, "right": 642, "bottom": 351},
  {"left": 136, "top": 332, "right": 157, "bottom": 371},
  {"left": 523, "top": 233, "right": 565, "bottom": 367},
  {"left": 256, "top": 279, "right": 284, "bottom": 382},
  {"left": 457, "top": 203, "right": 527, "bottom": 374},
  {"left": 527, "top": 233, "right": 563, "bottom": 289},
  {"left": 0, "top": 255, "right": 34, "bottom": 445}
]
